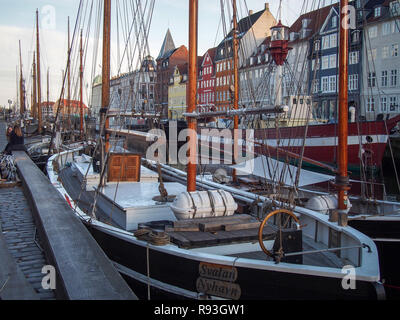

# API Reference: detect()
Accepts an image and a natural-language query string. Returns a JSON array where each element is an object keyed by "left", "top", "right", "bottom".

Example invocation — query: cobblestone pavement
[{"left": 0, "top": 186, "right": 56, "bottom": 300}]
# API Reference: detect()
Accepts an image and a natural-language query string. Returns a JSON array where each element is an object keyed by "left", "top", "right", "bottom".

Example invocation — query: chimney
[
  {"left": 265, "top": 3, "right": 270, "bottom": 11},
  {"left": 249, "top": 10, "right": 254, "bottom": 15}
]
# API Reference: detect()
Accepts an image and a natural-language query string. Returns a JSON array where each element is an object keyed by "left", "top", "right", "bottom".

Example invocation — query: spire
[{"left": 157, "top": 28, "right": 176, "bottom": 59}]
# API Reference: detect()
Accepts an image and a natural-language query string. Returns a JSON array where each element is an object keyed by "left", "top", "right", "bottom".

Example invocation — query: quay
[{"left": 0, "top": 120, "right": 137, "bottom": 300}]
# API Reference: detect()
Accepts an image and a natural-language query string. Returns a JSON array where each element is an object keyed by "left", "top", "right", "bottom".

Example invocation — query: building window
[
  {"left": 312, "top": 79, "right": 320, "bottom": 93},
  {"left": 321, "top": 54, "right": 336, "bottom": 69},
  {"left": 383, "top": 46, "right": 389, "bottom": 58},
  {"left": 374, "top": 7, "right": 381, "bottom": 17},
  {"left": 330, "top": 33, "right": 337, "bottom": 48},
  {"left": 322, "top": 35, "right": 330, "bottom": 49},
  {"left": 322, "top": 56, "right": 329, "bottom": 69},
  {"left": 329, "top": 76, "right": 337, "bottom": 92},
  {"left": 348, "top": 74, "right": 358, "bottom": 90},
  {"left": 349, "top": 51, "right": 359, "bottom": 64},
  {"left": 391, "top": 44, "right": 399, "bottom": 57},
  {"left": 391, "top": 69, "right": 398, "bottom": 86},
  {"left": 332, "top": 16, "right": 338, "bottom": 28},
  {"left": 383, "top": 22, "right": 392, "bottom": 35},
  {"left": 368, "top": 72, "right": 376, "bottom": 87},
  {"left": 314, "top": 40, "right": 320, "bottom": 51},
  {"left": 382, "top": 70, "right": 388, "bottom": 86},
  {"left": 369, "top": 26, "right": 378, "bottom": 38},
  {"left": 390, "top": 96, "right": 398, "bottom": 112},
  {"left": 391, "top": 1, "right": 400, "bottom": 17},
  {"left": 329, "top": 54, "right": 337, "bottom": 68},
  {"left": 322, "top": 77, "right": 329, "bottom": 92},
  {"left": 367, "top": 97, "right": 375, "bottom": 112},
  {"left": 381, "top": 96, "right": 387, "bottom": 112},
  {"left": 368, "top": 48, "right": 377, "bottom": 61},
  {"left": 352, "top": 31, "right": 360, "bottom": 43}
]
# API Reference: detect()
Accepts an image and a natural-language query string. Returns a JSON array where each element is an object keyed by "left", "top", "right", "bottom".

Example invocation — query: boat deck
[{"left": 60, "top": 163, "right": 349, "bottom": 271}]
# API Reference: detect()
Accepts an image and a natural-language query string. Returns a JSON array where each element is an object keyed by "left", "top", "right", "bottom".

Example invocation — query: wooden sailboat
[
  {"left": 192, "top": 0, "right": 400, "bottom": 299},
  {"left": 47, "top": 0, "right": 386, "bottom": 300}
]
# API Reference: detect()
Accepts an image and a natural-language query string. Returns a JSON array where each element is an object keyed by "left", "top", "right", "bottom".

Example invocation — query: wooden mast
[
  {"left": 68, "top": 16, "right": 72, "bottom": 131},
  {"left": 80, "top": 29, "right": 84, "bottom": 140},
  {"left": 32, "top": 53, "right": 37, "bottom": 120},
  {"left": 19, "top": 40, "right": 25, "bottom": 116},
  {"left": 36, "top": 9, "right": 42, "bottom": 134},
  {"left": 47, "top": 68, "right": 49, "bottom": 120},
  {"left": 336, "top": 0, "right": 350, "bottom": 219},
  {"left": 232, "top": 0, "right": 239, "bottom": 182},
  {"left": 187, "top": 0, "right": 198, "bottom": 192},
  {"left": 101, "top": 0, "right": 111, "bottom": 154}
]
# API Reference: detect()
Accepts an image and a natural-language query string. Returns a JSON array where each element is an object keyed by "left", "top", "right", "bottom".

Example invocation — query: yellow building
[{"left": 168, "top": 64, "right": 188, "bottom": 120}]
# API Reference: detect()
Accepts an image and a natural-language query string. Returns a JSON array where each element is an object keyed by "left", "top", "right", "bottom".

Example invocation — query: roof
[
  {"left": 203, "top": 47, "right": 217, "bottom": 65},
  {"left": 364, "top": 0, "right": 397, "bottom": 23},
  {"left": 176, "top": 63, "right": 188, "bottom": 76},
  {"left": 288, "top": 3, "right": 336, "bottom": 43},
  {"left": 215, "top": 8, "right": 269, "bottom": 61},
  {"left": 157, "top": 29, "right": 176, "bottom": 60}
]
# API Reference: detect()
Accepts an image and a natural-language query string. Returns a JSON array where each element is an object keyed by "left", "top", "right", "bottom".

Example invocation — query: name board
[{"left": 196, "top": 262, "right": 241, "bottom": 299}]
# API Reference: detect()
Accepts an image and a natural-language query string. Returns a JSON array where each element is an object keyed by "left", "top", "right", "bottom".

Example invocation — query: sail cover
[{"left": 230, "top": 156, "right": 333, "bottom": 187}]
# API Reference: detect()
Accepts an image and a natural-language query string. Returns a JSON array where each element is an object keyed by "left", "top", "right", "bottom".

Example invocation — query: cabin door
[{"left": 108, "top": 153, "right": 141, "bottom": 182}]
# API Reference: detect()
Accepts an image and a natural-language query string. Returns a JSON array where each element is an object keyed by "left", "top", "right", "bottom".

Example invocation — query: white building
[{"left": 361, "top": 0, "right": 400, "bottom": 120}]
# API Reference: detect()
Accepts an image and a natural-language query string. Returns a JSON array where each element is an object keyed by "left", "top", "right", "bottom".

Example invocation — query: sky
[{"left": 0, "top": 0, "right": 337, "bottom": 108}]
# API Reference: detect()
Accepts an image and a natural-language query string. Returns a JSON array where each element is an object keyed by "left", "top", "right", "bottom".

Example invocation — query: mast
[
  {"left": 47, "top": 68, "right": 50, "bottom": 120},
  {"left": 80, "top": 29, "right": 84, "bottom": 140},
  {"left": 335, "top": 0, "right": 350, "bottom": 217},
  {"left": 187, "top": 0, "right": 198, "bottom": 192},
  {"left": 36, "top": 9, "right": 42, "bottom": 134},
  {"left": 32, "top": 53, "right": 37, "bottom": 120},
  {"left": 16, "top": 67, "right": 19, "bottom": 115},
  {"left": 101, "top": 0, "right": 111, "bottom": 154},
  {"left": 68, "top": 16, "right": 72, "bottom": 130},
  {"left": 232, "top": 0, "right": 239, "bottom": 182},
  {"left": 19, "top": 40, "right": 26, "bottom": 116}
]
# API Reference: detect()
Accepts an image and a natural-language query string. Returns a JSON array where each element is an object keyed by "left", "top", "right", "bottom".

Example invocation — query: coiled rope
[{"left": 134, "top": 228, "right": 170, "bottom": 246}]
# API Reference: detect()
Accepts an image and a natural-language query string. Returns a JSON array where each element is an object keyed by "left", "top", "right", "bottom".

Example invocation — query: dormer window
[
  {"left": 332, "top": 16, "right": 338, "bottom": 28},
  {"left": 390, "top": 1, "right": 400, "bottom": 17},
  {"left": 302, "top": 18, "right": 310, "bottom": 29},
  {"left": 374, "top": 7, "right": 381, "bottom": 17}
]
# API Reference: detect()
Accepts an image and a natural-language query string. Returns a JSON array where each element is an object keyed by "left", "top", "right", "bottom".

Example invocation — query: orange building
[{"left": 53, "top": 99, "right": 89, "bottom": 117}]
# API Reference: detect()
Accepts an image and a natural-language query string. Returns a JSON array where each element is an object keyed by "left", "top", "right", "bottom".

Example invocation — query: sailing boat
[
  {"left": 191, "top": 1, "right": 400, "bottom": 299},
  {"left": 47, "top": 0, "right": 386, "bottom": 300}
]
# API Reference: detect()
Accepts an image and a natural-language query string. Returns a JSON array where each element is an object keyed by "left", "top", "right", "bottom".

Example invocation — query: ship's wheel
[{"left": 258, "top": 209, "right": 300, "bottom": 260}]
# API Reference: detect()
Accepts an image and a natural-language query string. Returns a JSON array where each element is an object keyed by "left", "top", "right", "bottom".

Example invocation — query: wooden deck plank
[
  {"left": 167, "top": 224, "right": 277, "bottom": 249},
  {"left": 223, "top": 221, "right": 261, "bottom": 231}
]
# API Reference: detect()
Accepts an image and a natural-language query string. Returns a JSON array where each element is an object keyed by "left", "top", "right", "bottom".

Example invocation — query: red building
[{"left": 197, "top": 48, "right": 217, "bottom": 113}]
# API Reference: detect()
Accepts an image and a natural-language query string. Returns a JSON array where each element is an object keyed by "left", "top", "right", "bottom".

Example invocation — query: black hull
[
  {"left": 85, "top": 224, "right": 384, "bottom": 300},
  {"left": 349, "top": 219, "right": 400, "bottom": 299}
]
